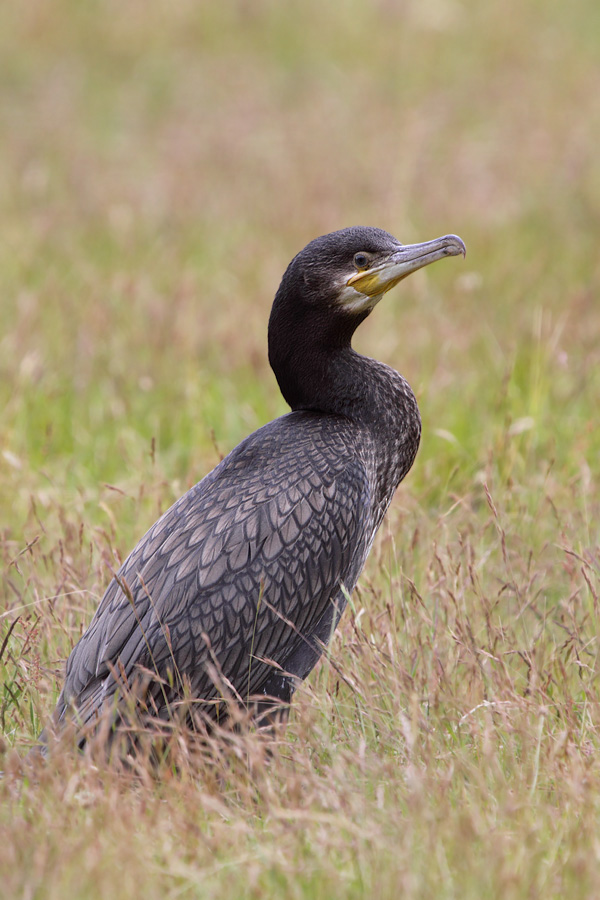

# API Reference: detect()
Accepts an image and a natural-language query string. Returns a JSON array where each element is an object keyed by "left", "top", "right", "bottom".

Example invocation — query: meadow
[{"left": 1, "top": 1, "right": 600, "bottom": 897}]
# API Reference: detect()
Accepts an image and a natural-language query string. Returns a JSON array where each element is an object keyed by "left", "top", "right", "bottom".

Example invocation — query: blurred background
[{"left": 2, "top": 0, "right": 598, "bottom": 495}]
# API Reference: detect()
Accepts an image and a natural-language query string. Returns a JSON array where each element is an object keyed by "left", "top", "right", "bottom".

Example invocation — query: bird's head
[{"left": 275, "top": 226, "right": 466, "bottom": 320}]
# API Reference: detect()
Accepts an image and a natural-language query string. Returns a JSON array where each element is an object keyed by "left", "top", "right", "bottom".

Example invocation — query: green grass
[{"left": 1, "top": 0, "right": 600, "bottom": 897}]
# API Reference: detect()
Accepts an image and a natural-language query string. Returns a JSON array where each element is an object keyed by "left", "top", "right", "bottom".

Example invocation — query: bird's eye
[{"left": 353, "top": 252, "right": 370, "bottom": 270}]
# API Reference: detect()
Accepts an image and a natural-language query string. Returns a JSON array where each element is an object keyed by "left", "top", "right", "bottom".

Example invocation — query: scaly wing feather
[{"left": 52, "top": 412, "right": 373, "bottom": 732}]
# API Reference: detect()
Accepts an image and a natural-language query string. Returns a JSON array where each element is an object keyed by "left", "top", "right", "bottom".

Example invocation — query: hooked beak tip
[{"left": 444, "top": 234, "right": 466, "bottom": 258}]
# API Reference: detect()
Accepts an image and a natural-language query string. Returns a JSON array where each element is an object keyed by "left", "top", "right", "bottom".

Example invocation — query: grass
[{"left": 1, "top": 0, "right": 600, "bottom": 897}]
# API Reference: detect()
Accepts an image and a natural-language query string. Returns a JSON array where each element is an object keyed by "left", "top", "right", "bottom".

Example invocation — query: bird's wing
[{"left": 57, "top": 413, "right": 373, "bottom": 726}]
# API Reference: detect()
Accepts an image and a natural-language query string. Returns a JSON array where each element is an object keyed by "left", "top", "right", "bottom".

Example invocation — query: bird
[{"left": 35, "top": 226, "right": 465, "bottom": 754}]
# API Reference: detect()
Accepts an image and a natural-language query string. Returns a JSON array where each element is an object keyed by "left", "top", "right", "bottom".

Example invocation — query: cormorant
[{"left": 36, "top": 226, "right": 465, "bottom": 752}]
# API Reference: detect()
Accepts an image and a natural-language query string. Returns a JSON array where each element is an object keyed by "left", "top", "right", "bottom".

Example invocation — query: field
[{"left": 1, "top": 1, "right": 600, "bottom": 897}]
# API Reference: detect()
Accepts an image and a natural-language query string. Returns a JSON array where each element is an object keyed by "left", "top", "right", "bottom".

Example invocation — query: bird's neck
[{"left": 268, "top": 309, "right": 421, "bottom": 498}]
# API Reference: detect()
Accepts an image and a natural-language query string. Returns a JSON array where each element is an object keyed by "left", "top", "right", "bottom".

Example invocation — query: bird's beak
[{"left": 347, "top": 234, "right": 466, "bottom": 297}]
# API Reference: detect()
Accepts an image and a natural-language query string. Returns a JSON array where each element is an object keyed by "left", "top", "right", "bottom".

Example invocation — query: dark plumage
[{"left": 37, "top": 226, "right": 465, "bottom": 752}]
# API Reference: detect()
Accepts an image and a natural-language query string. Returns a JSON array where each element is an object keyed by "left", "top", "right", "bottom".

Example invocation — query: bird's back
[{"left": 49, "top": 411, "right": 374, "bottom": 739}]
